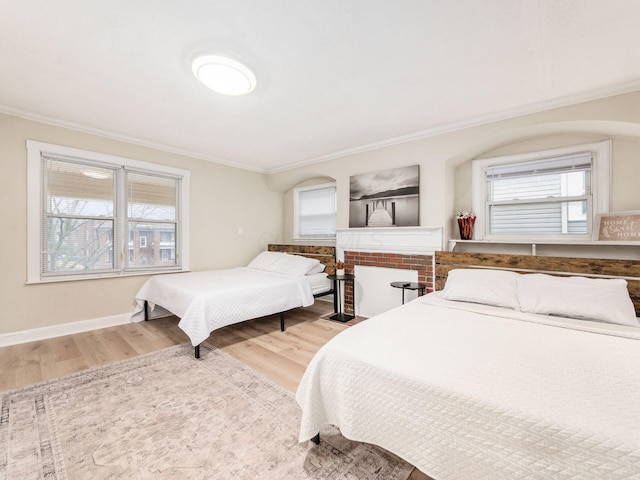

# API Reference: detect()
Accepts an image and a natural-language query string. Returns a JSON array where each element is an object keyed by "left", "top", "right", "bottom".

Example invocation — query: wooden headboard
[
  {"left": 268, "top": 244, "right": 336, "bottom": 274},
  {"left": 435, "top": 251, "right": 640, "bottom": 316}
]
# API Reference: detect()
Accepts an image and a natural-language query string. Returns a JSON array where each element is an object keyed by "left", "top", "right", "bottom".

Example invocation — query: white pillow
[
  {"left": 307, "top": 262, "right": 326, "bottom": 275},
  {"left": 272, "top": 253, "right": 320, "bottom": 276},
  {"left": 247, "top": 251, "right": 282, "bottom": 271},
  {"left": 247, "top": 251, "right": 321, "bottom": 276},
  {"left": 517, "top": 274, "right": 639, "bottom": 328},
  {"left": 440, "top": 268, "right": 521, "bottom": 310}
]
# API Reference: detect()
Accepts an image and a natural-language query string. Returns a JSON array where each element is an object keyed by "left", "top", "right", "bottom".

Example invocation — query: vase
[
  {"left": 457, "top": 217, "right": 475, "bottom": 240},
  {"left": 336, "top": 269, "right": 345, "bottom": 276}
]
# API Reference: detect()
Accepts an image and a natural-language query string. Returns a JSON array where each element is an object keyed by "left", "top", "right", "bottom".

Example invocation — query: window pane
[
  {"left": 491, "top": 174, "right": 561, "bottom": 201},
  {"left": 45, "top": 218, "right": 114, "bottom": 272},
  {"left": 127, "top": 171, "right": 176, "bottom": 221},
  {"left": 567, "top": 200, "right": 588, "bottom": 233},
  {"left": 299, "top": 213, "right": 337, "bottom": 236},
  {"left": 45, "top": 159, "right": 114, "bottom": 216},
  {"left": 485, "top": 151, "right": 592, "bottom": 236},
  {"left": 491, "top": 171, "right": 586, "bottom": 202},
  {"left": 490, "top": 200, "right": 587, "bottom": 234},
  {"left": 128, "top": 222, "right": 177, "bottom": 268},
  {"left": 298, "top": 186, "right": 336, "bottom": 236},
  {"left": 299, "top": 187, "right": 335, "bottom": 215}
]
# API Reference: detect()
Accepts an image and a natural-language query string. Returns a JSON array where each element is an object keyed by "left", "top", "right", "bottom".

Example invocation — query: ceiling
[{"left": 1, "top": 1, "right": 640, "bottom": 174}]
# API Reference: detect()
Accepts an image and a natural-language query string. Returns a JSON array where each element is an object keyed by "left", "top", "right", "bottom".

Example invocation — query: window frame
[
  {"left": 293, "top": 181, "right": 337, "bottom": 240},
  {"left": 471, "top": 140, "right": 611, "bottom": 242},
  {"left": 27, "top": 140, "right": 190, "bottom": 283}
]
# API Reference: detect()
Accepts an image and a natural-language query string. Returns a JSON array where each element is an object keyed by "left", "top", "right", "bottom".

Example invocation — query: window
[
  {"left": 27, "top": 141, "right": 190, "bottom": 283},
  {"left": 472, "top": 141, "right": 610, "bottom": 240},
  {"left": 293, "top": 182, "right": 336, "bottom": 239}
]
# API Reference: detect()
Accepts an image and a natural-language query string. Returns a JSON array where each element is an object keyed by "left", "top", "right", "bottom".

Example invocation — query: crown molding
[
  {"left": 266, "top": 80, "right": 640, "bottom": 174},
  {"left": 0, "top": 105, "right": 268, "bottom": 173},
  {"left": 3, "top": 79, "right": 640, "bottom": 176}
]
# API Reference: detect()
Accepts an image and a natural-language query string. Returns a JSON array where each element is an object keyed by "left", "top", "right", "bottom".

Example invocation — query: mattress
[
  {"left": 132, "top": 267, "right": 314, "bottom": 345},
  {"left": 296, "top": 293, "right": 640, "bottom": 479},
  {"left": 307, "top": 272, "right": 332, "bottom": 295}
]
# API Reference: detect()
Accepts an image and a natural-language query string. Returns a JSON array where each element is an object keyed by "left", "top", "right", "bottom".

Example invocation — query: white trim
[
  {"left": 267, "top": 80, "right": 640, "bottom": 174},
  {"left": 471, "top": 140, "right": 611, "bottom": 241},
  {"left": 5, "top": 80, "right": 640, "bottom": 176},
  {"left": 0, "top": 313, "right": 131, "bottom": 348},
  {"left": 26, "top": 140, "right": 191, "bottom": 284},
  {"left": 336, "top": 226, "right": 443, "bottom": 260},
  {"left": 26, "top": 144, "right": 43, "bottom": 284},
  {"left": 0, "top": 105, "right": 264, "bottom": 172}
]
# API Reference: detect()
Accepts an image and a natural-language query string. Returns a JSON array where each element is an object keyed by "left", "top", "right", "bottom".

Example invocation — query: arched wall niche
[
  {"left": 445, "top": 120, "right": 640, "bottom": 227},
  {"left": 268, "top": 171, "right": 335, "bottom": 193},
  {"left": 281, "top": 175, "right": 337, "bottom": 244}
]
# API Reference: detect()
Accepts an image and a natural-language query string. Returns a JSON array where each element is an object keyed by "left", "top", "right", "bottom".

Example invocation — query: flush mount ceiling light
[{"left": 192, "top": 54, "right": 257, "bottom": 96}]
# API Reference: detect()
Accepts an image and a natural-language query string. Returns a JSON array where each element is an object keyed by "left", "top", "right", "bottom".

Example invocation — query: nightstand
[
  {"left": 327, "top": 273, "right": 355, "bottom": 322},
  {"left": 390, "top": 281, "right": 426, "bottom": 304}
]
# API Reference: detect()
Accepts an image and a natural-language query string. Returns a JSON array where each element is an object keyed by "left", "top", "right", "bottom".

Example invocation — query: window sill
[
  {"left": 26, "top": 268, "right": 189, "bottom": 285},
  {"left": 448, "top": 238, "right": 640, "bottom": 254}
]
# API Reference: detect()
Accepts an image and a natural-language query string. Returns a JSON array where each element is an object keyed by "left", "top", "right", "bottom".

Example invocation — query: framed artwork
[
  {"left": 593, "top": 211, "right": 640, "bottom": 241},
  {"left": 349, "top": 165, "right": 419, "bottom": 228}
]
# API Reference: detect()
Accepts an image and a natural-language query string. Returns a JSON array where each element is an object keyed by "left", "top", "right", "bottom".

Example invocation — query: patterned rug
[{"left": 0, "top": 343, "right": 413, "bottom": 479}]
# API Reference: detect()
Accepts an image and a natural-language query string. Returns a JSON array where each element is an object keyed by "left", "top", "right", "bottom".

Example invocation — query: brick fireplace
[
  {"left": 336, "top": 227, "right": 442, "bottom": 317},
  {"left": 343, "top": 250, "right": 433, "bottom": 315}
]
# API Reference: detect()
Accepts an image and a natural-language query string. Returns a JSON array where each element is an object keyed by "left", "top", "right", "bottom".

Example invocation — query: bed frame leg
[
  {"left": 311, "top": 433, "right": 320, "bottom": 445},
  {"left": 194, "top": 344, "right": 200, "bottom": 359},
  {"left": 280, "top": 312, "right": 285, "bottom": 332},
  {"left": 144, "top": 301, "right": 149, "bottom": 321}
]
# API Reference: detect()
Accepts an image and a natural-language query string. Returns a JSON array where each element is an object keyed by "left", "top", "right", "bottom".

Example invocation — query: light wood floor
[{"left": 0, "top": 300, "right": 431, "bottom": 480}]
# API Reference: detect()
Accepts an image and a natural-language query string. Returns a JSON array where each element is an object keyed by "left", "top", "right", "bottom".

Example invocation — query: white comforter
[
  {"left": 296, "top": 293, "right": 640, "bottom": 479},
  {"left": 132, "top": 267, "right": 314, "bottom": 345}
]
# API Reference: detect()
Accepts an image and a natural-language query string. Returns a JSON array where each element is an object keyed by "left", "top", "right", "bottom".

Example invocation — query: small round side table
[
  {"left": 390, "top": 281, "right": 426, "bottom": 304},
  {"left": 327, "top": 273, "right": 355, "bottom": 322}
]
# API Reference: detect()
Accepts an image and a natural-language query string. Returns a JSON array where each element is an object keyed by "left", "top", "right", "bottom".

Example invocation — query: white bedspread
[
  {"left": 132, "top": 267, "right": 314, "bottom": 345},
  {"left": 307, "top": 272, "right": 332, "bottom": 295},
  {"left": 296, "top": 293, "right": 640, "bottom": 479}
]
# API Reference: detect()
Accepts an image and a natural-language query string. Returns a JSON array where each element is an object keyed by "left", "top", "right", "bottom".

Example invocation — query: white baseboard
[{"left": 0, "top": 313, "right": 132, "bottom": 348}]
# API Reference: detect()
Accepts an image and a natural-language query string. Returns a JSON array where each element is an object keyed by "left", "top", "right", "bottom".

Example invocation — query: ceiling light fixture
[{"left": 192, "top": 54, "right": 257, "bottom": 96}]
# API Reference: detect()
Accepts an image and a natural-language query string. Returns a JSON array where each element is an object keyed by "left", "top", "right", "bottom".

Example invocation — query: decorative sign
[{"left": 595, "top": 211, "right": 640, "bottom": 241}]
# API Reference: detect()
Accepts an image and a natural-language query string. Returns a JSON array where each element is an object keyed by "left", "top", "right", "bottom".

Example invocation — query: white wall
[
  {"left": 270, "top": 91, "right": 640, "bottom": 244},
  {"left": 6, "top": 90, "right": 640, "bottom": 338},
  {"left": 0, "top": 114, "right": 282, "bottom": 336}
]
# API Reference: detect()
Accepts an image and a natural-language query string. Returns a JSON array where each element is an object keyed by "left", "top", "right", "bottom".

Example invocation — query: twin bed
[
  {"left": 296, "top": 252, "right": 640, "bottom": 479},
  {"left": 131, "top": 244, "right": 334, "bottom": 358}
]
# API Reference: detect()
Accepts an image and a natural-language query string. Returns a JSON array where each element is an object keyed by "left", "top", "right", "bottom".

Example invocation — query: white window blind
[
  {"left": 486, "top": 152, "right": 592, "bottom": 235},
  {"left": 42, "top": 156, "right": 118, "bottom": 275},
  {"left": 28, "top": 140, "right": 190, "bottom": 283},
  {"left": 296, "top": 183, "right": 336, "bottom": 238},
  {"left": 126, "top": 171, "right": 178, "bottom": 269}
]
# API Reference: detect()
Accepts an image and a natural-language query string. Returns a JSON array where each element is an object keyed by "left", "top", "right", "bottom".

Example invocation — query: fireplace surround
[{"left": 336, "top": 227, "right": 443, "bottom": 316}]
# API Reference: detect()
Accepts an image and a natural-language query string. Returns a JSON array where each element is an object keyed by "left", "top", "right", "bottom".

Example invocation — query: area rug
[{"left": 0, "top": 343, "right": 413, "bottom": 479}]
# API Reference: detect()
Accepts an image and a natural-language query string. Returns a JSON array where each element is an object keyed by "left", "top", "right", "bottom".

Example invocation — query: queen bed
[
  {"left": 296, "top": 252, "right": 640, "bottom": 479},
  {"left": 131, "top": 244, "right": 334, "bottom": 358}
]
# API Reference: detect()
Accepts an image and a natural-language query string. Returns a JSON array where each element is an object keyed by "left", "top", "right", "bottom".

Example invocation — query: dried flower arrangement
[
  {"left": 335, "top": 260, "right": 345, "bottom": 270},
  {"left": 455, "top": 210, "right": 476, "bottom": 219},
  {"left": 455, "top": 210, "right": 476, "bottom": 240}
]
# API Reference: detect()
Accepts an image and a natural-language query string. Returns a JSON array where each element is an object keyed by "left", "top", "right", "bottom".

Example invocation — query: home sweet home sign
[{"left": 596, "top": 212, "right": 640, "bottom": 241}]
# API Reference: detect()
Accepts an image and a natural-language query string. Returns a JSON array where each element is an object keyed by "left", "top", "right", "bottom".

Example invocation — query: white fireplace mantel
[{"left": 336, "top": 226, "right": 443, "bottom": 260}]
